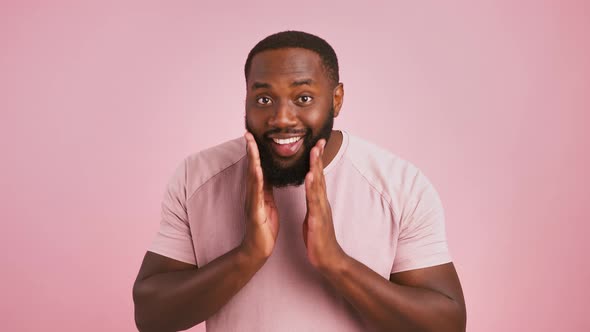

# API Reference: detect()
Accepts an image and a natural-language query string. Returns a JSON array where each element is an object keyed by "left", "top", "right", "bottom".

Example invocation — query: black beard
[{"left": 245, "top": 107, "right": 334, "bottom": 187}]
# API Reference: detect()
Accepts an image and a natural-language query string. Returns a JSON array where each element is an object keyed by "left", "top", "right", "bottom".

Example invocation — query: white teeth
[{"left": 272, "top": 136, "right": 302, "bottom": 145}]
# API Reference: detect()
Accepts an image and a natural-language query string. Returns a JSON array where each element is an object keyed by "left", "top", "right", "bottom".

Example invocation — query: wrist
[
  {"left": 316, "top": 244, "right": 349, "bottom": 277},
  {"left": 236, "top": 242, "right": 269, "bottom": 270}
]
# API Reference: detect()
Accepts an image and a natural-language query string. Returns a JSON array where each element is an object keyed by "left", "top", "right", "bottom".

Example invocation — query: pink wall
[{"left": 1, "top": 1, "right": 589, "bottom": 331}]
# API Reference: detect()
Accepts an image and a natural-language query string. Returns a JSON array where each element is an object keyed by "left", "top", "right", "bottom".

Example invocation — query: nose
[{"left": 268, "top": 101, "right": 297, "bottom": 129}]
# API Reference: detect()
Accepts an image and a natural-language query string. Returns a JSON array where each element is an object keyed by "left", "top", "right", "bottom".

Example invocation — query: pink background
[{"left": 1, "top": 1, "right": 589, "bottom": 331}]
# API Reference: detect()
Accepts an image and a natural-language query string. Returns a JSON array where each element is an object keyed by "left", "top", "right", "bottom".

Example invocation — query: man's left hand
[{"left": 302, "top": 139, "right": 346, "bottom": 272}]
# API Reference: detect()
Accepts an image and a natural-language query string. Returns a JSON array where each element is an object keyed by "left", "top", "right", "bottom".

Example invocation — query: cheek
[
  {"left": 304, "top": 111, "right": 324, "bottom": 123},
  {"left": 302, "top": 108, "right": 330, "bottom": 130},
  {"left": 245, "top": 109, "right": 265, "bottom": 127}
]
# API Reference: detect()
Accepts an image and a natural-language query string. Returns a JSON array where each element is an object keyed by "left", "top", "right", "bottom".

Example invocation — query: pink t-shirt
[{"left": 149, "top": 130, "right": 452, "bottom": 331}]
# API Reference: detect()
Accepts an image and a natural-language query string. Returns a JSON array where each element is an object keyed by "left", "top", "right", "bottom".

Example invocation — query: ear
[{"left": 332, "top": 83, "right": 344, "bottom": 118}]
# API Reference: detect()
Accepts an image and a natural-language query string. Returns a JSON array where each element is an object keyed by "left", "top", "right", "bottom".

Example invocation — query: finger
[
  {"left": 244, "top": 133, "right": 256, "bottom": 193},
  {"left": 302, "top": 220, "right": 308, "bottom": 248},
  {"left": 244, "top": 132, "right": 264, "bottom": 212},
  {"left": 312, "top": 142, "right": 324, "bottom": 193},
  {"left": 245, "top": 132, "right": 261, "bottom": 171},
  {"left": 244, "top": 133, "right": 253, "bottom": 207},
  {"left": 316, "top": 140, "right": 325, "bottom": 173},
  {"left": 311, "top": 140, "right": 329, "bottom": 208},
  {"left": 263, "top": 180, "right": 275, "bottom": 207},
  {"left": 317, "top": 139, "right": 327, "bottom": 191},
  {"left": 310, "top": 144, "right": 321, "bottom": 173},
  {"left": 248, "top": 133, "right": 265, "bottom": 196},
  {"left": 308, "top": 147, "right": 324, "bottom": 201},
  {"left": 305, "top": 171, "right": 317, "bottom": 211}
]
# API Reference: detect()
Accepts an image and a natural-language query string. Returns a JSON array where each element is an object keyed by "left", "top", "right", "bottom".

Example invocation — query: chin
[
  {"left": 262, "top": 151, "right": 311, "bottom": 188},
  {"left": 271, "top": 151, "right": 304, "bottom": 167}
]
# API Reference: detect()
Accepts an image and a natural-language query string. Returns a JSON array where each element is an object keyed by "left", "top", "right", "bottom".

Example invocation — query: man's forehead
[
  {"left": 248, "top": 48, "right": 324, "bottom": 81},
  {"left": 251, "top": 78, "right": 316, "bottom": 91}
]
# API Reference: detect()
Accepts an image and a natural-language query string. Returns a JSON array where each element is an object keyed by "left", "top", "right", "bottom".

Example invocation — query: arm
[
  {"left": 303, "top": 140, "right": 465, "bottom": 331},
  {"left": 319, "top": 255, "right": 466, "bottom": 332},
  {"left": 132, "top": 248, "right": 265, "bottom": 332},
  {"left": 133, "top": 133, "right": 280, "bottom": 331}
]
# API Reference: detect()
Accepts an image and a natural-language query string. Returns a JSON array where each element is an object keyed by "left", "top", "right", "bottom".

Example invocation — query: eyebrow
[
  {"left": 251, "top": 82, "right": 271, "bottom": 90},
  {"left": 250, "top": 79, "right": 315, "bottom": 91},
  {"left": 291, "top": 79, "right": 314, "bottom": 87}
]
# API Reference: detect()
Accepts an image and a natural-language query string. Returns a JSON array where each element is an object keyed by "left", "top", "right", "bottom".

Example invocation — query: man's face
[{"left": 245, "top": 48, "right": 337, "bottom": 187}]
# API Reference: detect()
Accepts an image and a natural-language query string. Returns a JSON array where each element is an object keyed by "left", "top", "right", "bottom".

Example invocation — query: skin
[{"left": 133, "top": 47, "right": 466, "bottom": 332}]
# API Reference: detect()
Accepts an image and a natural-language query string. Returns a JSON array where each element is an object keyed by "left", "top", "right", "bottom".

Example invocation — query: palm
[
  {"left": 261, "top": 190, "right": 280, "bottom": 241},
  {"left": 302, "top": 209, "right": 324, "bottom": 267},
  {"left": 242, "top": 132, "right": 280, "bottom": 260},
  {"left": 302, "top": 139, "right": 343, "bottom": 270},
  {"left": 265, "top": 199, "right": 279, "bottom": 240}
]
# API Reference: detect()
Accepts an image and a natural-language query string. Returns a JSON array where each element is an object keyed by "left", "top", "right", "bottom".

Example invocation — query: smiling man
[
  {"left": 133, "top": 31, "right": 466, "bottom": 332},
  {"left": 245, "top": 45, "right": 340, "bottom": 188}
]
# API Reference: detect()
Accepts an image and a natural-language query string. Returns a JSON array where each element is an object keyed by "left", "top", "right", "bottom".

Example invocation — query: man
[{"left": 133, "top": 31, "right": 466, "bottom": 332}]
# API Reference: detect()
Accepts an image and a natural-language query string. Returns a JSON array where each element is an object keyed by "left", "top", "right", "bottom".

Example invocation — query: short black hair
[{"left": 244, "top": 30, "right": 339, "bottom": 86}]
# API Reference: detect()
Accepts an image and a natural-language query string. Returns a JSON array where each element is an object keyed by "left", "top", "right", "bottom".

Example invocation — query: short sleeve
[
  {"left": 391, "top": 170, "right": 452, "bottom": 274},
  {"left": 148, "top": 158, "right": 197, "bottom": 265}
]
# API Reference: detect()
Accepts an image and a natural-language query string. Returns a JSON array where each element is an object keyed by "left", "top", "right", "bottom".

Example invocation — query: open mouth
[{"left": 270, "top": 136, "right": 305, "bottom": 157}]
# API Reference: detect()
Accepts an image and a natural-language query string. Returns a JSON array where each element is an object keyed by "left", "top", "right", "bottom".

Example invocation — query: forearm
[
  {"left": 133, "top": 246, "right": 265, "bottom": 332},
  {"left": 320, "top": 254, "right": 465, "bottom": 332}
]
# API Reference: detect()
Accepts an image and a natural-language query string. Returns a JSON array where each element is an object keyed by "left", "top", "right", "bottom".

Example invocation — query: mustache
[{"left": 263, "top": 128, "right": 309, "bottom": 138}]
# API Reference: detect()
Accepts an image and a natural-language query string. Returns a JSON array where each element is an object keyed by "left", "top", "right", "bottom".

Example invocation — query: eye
[
  {"left": 256, "top": 96, "right": 272, "bottom": 105},
  {"left": 297, "top": 95, "right": 313, "bottom": 104}
]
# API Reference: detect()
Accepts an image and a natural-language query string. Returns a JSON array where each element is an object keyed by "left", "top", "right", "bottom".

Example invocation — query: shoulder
[
  {"left": 173, "top": 136, "right": 247, "bottom": 200},
  {"left": 346, "top": 135, "right": 442, "bottom": 226},
  {"left": 344, "top": 133, "right": 421, "bottom": 196}
]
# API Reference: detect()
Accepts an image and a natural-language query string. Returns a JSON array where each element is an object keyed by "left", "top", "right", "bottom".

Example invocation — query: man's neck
[{"left": 322, "top": 130, "right": 343, "bottom": 169}]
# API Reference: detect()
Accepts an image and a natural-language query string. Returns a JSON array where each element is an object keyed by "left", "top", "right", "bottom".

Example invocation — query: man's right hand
[{"left": 240, "top": 132, "right": 280, "bottom": 263}]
